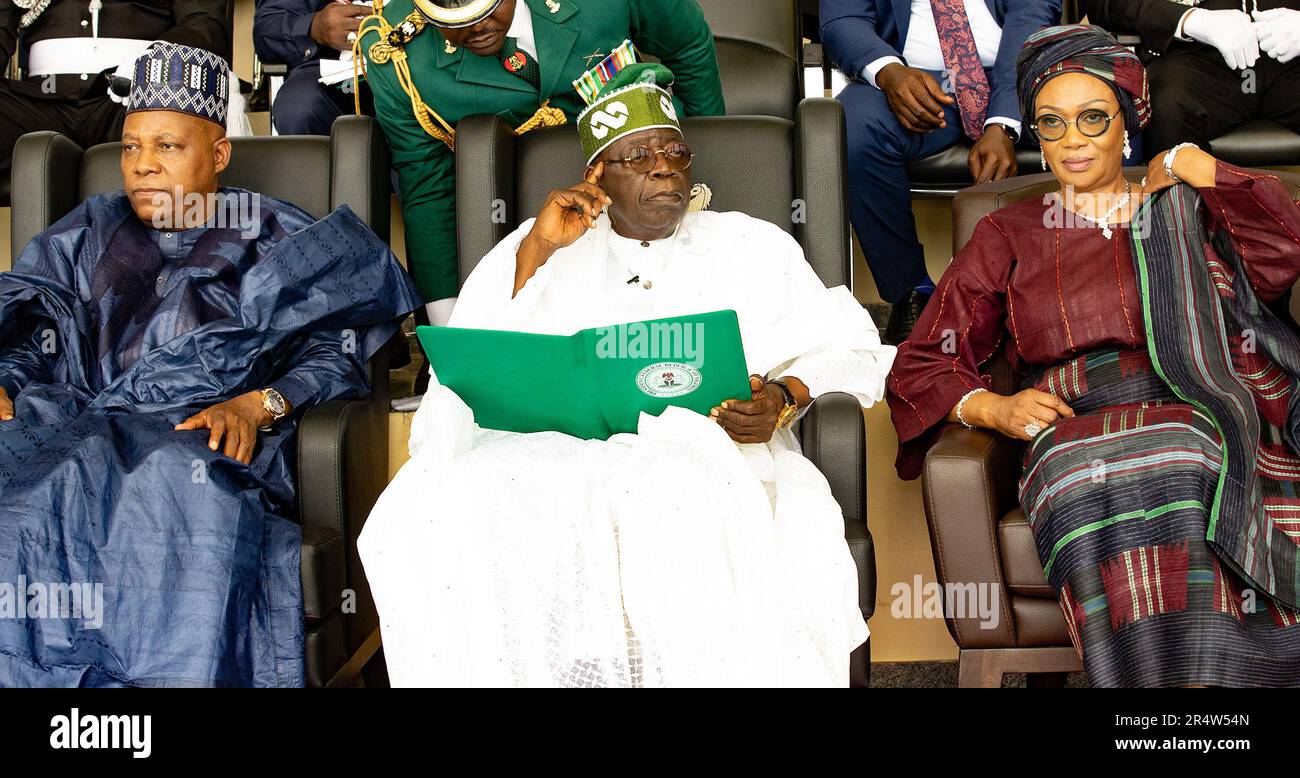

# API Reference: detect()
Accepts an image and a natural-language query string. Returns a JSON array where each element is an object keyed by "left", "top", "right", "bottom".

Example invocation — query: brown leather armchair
[{"left": 926, "top": 167, "right": 1300, "bottom": 687}]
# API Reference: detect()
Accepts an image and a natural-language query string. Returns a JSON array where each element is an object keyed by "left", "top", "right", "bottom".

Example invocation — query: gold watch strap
[{"left": 767, "top": 379, "right": 800, "bottom": 430}]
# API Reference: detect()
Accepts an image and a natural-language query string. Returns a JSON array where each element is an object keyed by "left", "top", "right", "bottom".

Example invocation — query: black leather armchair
[
  {"left": 452, "top": 99, "right": 876, "bottom": 686},
  {"left": 696, "top": 0, "right": 803, "bottom": 119},
  {"left": 1209, "top": 120, "right": 1300, "bottom": 168},
  {"left": 8, "top": 115, "right": 400, "bottom": 688}
]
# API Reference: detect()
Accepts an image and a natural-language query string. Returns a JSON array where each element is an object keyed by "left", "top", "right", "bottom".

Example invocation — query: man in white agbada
[{"left": 360, "top": 64, "right": 896, "bottom": 687}]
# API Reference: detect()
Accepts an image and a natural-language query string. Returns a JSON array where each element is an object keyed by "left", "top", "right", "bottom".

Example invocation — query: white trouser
[
  {"left": 425, "top": 298, "right": 457, "bottom": 327},
  {"left": 27, "top": 37, "right": 150, "bottom": 77}
]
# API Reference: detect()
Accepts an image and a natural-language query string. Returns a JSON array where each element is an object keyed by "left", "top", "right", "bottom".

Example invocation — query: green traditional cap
[{"left": 577, "top": 63, "right": 681, "bottom": 165}]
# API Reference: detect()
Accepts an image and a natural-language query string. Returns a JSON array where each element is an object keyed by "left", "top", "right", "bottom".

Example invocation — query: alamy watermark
[
  {"left": 146, "top": 186, "right": 262, "bottom": 239},
  {"left": 594, "top": 320, "right": 705, "bottom": 368},
  {"left": 0, "top": 576, "right": 104, "bottom": 629},
  {"left": 890, "top": 575, "right": 1001, "bottom": 630},
  {"left": 50, "top": 708, "right": 151, "bottom": 758}
]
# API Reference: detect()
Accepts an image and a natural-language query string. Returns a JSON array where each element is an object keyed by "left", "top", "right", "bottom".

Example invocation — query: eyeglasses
[
  {"left": 607, "top": 142, "right": 694, "bottom": 174},
  {"left": 1030, "top": 109, "right": 1121, "bottom": 141}
]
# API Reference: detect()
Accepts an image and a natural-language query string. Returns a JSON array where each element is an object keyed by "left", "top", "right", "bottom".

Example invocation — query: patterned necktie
[
  {"left": 500, "top": 37, "right": 540, "bottom": 90},
  {"left": 929, "top": 0, "right": 990, "bottom": 140}
]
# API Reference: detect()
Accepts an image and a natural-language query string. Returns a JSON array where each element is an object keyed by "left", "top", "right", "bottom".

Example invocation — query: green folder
[{"left": 416, "top": 310, "right": 752, "bottom": 439}]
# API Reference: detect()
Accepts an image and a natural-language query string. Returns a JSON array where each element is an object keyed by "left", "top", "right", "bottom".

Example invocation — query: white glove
[
  {"left": 1254, "top": 8, "right": 1300, "bottom": 64},
  {"left": 226, "top": 69, "right": 254, "bottom": 137},
  {"left": 1182, "top": 8, "right": 1260, "bottom": 70},
  {"left": 106, "top": 59, "right": 134, "bottom": 104},
  {"left": 105, "top": 45, "right": 154, "bottom": 105}
]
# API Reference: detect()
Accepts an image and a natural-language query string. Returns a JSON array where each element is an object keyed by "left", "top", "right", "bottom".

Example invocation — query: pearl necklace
[
  {"left": 1058, "top": 182, "right": 1132, "bottom": 240},
  {"left": 1095, "top": 181, "right": 1132, "bottom": 240}
]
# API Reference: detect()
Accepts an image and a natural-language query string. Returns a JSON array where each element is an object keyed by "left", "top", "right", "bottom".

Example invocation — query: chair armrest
[
  {"left": 296, "top": 332, "right": 399, "bottom": 652},
  {"left": 297, "top": 396, "right": 381, "bottom": 532},
  {"left": 800, "top": 392, "right": 875, "bottom": 619},
  {"left": 296, "top": 326, "right": 397, "bottom": 532},
  {"left": 801, "top": 392, "right": 865, "bottom": 524},
  {"left": 921, "top": 424, "right": 1022, "bottom": 648},
  {"left": 296, "top": 392, "right": 384, "bottom": 646},
  {"left": 795, "top": 98, "right": 849, "bottom": 290}
]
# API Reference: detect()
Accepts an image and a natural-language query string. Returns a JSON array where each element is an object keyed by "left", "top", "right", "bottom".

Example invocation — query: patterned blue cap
[{"left": 127, "top": 42, "right": 229, "bottom": 127}]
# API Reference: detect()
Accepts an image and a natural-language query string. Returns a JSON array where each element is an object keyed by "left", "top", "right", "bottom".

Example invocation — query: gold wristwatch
[
  {"left": 766, "top": 379, "right": 800, "bottom": 430},
  {"left": 259, "top": 387, "right": 288, "bottom": 431}
]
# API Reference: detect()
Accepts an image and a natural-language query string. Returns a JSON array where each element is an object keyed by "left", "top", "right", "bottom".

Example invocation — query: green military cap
[
  {"left": 412, "top": 0, "right": 503, "bottom": 27},
  {"left": 577, "top": 63, "right": 680, "bottom": 164}
]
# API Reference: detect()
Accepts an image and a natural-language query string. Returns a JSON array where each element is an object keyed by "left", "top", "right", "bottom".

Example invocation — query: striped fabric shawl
[{"left": 1131, "top": 184, "right": 1300, "bottom": 608}]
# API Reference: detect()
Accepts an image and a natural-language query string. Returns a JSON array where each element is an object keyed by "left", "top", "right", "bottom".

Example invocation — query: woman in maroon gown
[{"left": 888, "top": 25, "right": 1300, "bottom": 686}]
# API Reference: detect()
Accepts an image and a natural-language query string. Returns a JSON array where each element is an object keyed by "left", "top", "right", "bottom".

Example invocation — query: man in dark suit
[
  {"left": 253, "top": 0, "right": 374, "bottom": 135},
  {"left": 821, "top": 0, "right": 1061, "bottom": 343},
  {"left": 1083, "top": 0, "right": 1300, "bottom": 153},
  {"left": 0, "top": 0, "right": 229, "bottom": 199}
]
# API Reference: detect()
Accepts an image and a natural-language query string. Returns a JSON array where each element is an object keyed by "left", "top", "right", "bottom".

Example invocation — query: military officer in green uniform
[{"left": 357, "top": 0, "right": 725, "bottom": 329}]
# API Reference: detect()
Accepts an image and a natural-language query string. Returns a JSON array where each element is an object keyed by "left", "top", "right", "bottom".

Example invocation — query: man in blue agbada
[{"left": 0, "top": 42, "right": 421, "bottom": 687}]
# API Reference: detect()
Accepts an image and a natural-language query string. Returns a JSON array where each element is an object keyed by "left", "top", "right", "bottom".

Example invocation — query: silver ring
[
  {"left": 346, "top": 31, "right": 358, "bottom": 43},
  {"left": 1024, "top": 421, "right": 1043, "bottom": 438}
]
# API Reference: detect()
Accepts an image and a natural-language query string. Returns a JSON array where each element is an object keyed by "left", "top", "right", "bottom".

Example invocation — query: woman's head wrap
[{"left": 1016, "top": 24, "right": 1151, "bottom": 136}]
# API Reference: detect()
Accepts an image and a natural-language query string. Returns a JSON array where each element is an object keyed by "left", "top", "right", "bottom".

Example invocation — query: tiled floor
[{"left": 870, "top": 661, "right": 1090, "bottom": 688}]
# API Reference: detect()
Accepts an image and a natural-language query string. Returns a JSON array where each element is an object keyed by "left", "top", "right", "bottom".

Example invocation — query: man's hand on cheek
[
  {"left": 0, "top": 388, "right": 14, "bottom": 421},
  {"left": 515, "top": 163, "right": 611, "bottom": 296},
  {"left": 529, "top": 161, "right": 611, "bottom": 251},
  {"left": 710, "top": 375, "right": 783, "bottom": 444},
  {"left": 174, "top": 390, "right": 273, "bottom": 464}
]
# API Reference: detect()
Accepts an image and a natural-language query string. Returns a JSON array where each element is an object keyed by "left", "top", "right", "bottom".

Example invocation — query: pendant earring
[
  {"left": 1040, "top": 150, "right": 1047, "bottom": 171},
  {"left": 1123, "top": 132, "right": 1132, "bottom": 160}
]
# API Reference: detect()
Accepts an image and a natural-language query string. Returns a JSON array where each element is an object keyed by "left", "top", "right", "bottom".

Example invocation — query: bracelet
[
  {"left": 1164, "top": 142, "right": 1196, "bottom": 184},
  {"left": 954, "top": 387, "right": 988, "bottom": 429}
]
